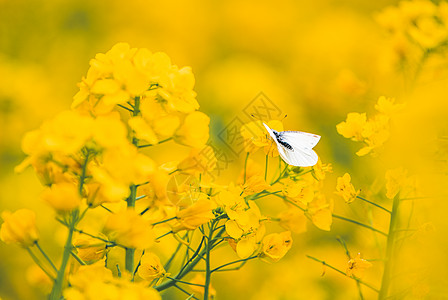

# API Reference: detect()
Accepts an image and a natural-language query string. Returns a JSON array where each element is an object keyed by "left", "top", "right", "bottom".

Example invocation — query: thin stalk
[
  {"left": 138, "top": 137, "right": 173, "bottom": 148},
  {"left": 243, "top": 152, "right": 249, "bottom": 184},
  {"left": 152, "top": 217, "right": 177, "bottom": 226},
  {"left": 356, "top": 196, "right": 391, "bottom": 214},
  {"left": 50, "top": 151, "right": 89, "bottom": 300},
  {"left": 35, "top": 242, "right": 58, "bottom": 272},
  {"left": 211, "top": 256, "right": 257, "bottom": 273},
  {"left": 70, "top": 251, "right": 86, "bottom": 265},
  {"left": 173, "top": 284, "right": 200, "bottom": 300},
  {"left": 125, "top": 96, "right": 141, "bottom": 274},
  {"left": 204, "top": 221, "right": 215, "bottom": 300},
  {"left": 49, "top": 212, "right": 76, "bottom": 300},
  {"left": 378, "top": 194, "right": 401, "bottom": 299},
  {"left": 166, "top": 276, "right": 205, "bottom": 287},
  {"left": 125, "top": 185, "right": 137, "bottom": 273},
  {"left": 264, "top": 155, "right": 268, "bottom": 181},
  {"left": 26, "top": 248, "right": 55, "bottom": 280},
  {"left": 306, "top": 255, "right": 379, "bottom": 293},
  {"left": 332, "top": 214, "right": 388, "bottom": 237}
]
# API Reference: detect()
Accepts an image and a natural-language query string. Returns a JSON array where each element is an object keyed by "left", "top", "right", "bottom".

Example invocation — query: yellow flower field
[{"left": 1, "top": 0, "right": 448, "bottom": 299}]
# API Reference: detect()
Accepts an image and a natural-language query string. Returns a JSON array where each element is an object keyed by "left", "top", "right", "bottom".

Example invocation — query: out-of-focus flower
[
  {"left": 308, "top": 194, "right": 333, "bottom": 231},
  {"left": 178, "top": 146, "right": 217, "bottom": 176},
  {"left": 26, "top": 265, "right": 52, "bottom": 293},
  {"left": 73, "top": 236, "right": 107, "bottom": 263},
  {"left": 138, "top": 252, "right": 166, "bottom": 281},
  {"left": 104, "top": 210, "right": 155, "bottom": 249},
  {"left": 92, "top": 143, "right": 156, "bottom": 191},
  {"left": 172, "top": 195, "right": 216, "bottom": 232},
  {"left": 375, "top": 96, "right": 405, "bottom": 115},
  {"left": 282, "top": 178, "right": 314, "bottom": 206},
  {"left": 335, "top": 173, "right": 360, "bottom": 203},
  {"left": 385, "top": 167, "right": 413, "bottom": 199},
  {"left": 337, "top": 97, "right": 394, "bottom": 156},
  {"left": 336, "top": 112, "right": 367, "bottom": 142},
  {"left": 64, "top": 261, "right": 161, "bottom": 300},
  {"left": 240, "top": 120, "right": 283, "bottom": 155},
  {"left": 15, "top": 110, "right": 94, "bottom": 174},
  {"left": 0, "top": 209, "right": 39, "bottom": 247},
  {"left": 357, "top": 114, "right": 390, "bottom": 156},
  {"left": 312, "top": 159, "right": 333, "bottom": 181},
  {"left": 174, "top": 111, "right": 210, "bottom": 148},
  {"left": 128, "top": 116, "right": 159, "bottom": 145},
  {"left": 41, "top": 182, "right": 82, "bottom": 213},
  {"left": 346, "top": 253, "right": 372, "bottom": 278},
  {"left": 278, "top": 209, "right": 307, "bottom": 234},
  {"left": 261, "top": 231, "right": 293, "bottom": 262},
  {"left": 237, "top": 159, "right": 270, "bottom": 195},
  {"left": 188, "top": 274, "right": 216, "bottom": 298},
  {"left": 92, "top": 114, "right": 129, "bottom": 149}
]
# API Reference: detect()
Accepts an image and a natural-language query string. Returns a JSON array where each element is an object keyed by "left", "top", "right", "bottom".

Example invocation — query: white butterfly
[{"left": 263, "top": 122, "right": 321, "bottom": 167}]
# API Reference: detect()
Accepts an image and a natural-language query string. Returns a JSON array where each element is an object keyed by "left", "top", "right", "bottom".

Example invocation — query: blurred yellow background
[{"left": 1, "top": 0, "right": 448, "bottom": 299}]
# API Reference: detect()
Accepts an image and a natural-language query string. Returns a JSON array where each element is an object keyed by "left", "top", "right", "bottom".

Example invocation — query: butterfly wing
[
  {"left": 280, "top": 131, "right": 321, "bottom": 150},
  {"left": 263, "top": 123, "right": 277, "bottom": 141},
  {"left": 263, "top": 123, "right": 320, "bottom": 167},
  {"left": 280, "top": 145, "right": 319, "bottom": 167},
  {"left": 280, "top": 131, "right": 320, "bottom": 167}
]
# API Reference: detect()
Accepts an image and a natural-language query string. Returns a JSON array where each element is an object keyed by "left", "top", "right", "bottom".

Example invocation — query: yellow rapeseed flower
[
  {"left": 385, "top": 167, "right": 409, "bottom": 199},
  {"left": 261, "top": 231, "right": 293, "bottom": 262},
  {"left": 335, "top": 173, "right": 360, "bottom": 203},
  {"left": 104, "top": 210, "right": 155, "bottom": 249},
  {"left": 240, "top": 120, "right": 283, "bottom": 155},
  {"left": 346, "top": 253, "right": 372, "bottom": 278},
  {"left": 336, "top": 112, "right": 367, "bottom": 142},
  {"left": 41, "top": 182, "right": 82, "bottom": 213},
  {"left": 73, "top": 236, "right": 107, "bottom": 263},
  {"left": 308, "top": 194, "right": 333, "bottom": 231},
  {"left": 174, "top": 111, "right": 210, "bottom": 148},
  {"left": 375, "top": 96, "right": 405, "bottom": 115},
  {"left": 188, "top": 274, "right": 216, "bottom": 298},
  {"left": 237, "top": 159, "right": 270, "bottom": 195},
  {"left": 138, "top": 252, "right": 167, "bottom": 280},
  {"left": 173, "top": 196, "right": 217, "bottom": 232},
  {"left": 0, "top": 209, "right": 39, "bottom": 247},
  {"left": 282, "top": 178, "right": 314, "bottom": 206},
  {"left": 278, "top": 209, "right": 307, "bottom": 234}
]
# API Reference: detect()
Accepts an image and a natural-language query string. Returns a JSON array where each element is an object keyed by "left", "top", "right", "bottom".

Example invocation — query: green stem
[
  {"left": 243, "top": 152, "right": 249, "bottom": 184},
  {"left": 211, "top": 256, "right": 257, "bottom": 273},
  {"left": 204, "top": 221, "right": 215, "bottom": 300},
  {"left": 138, "top": 137, "right": 173, "bottom": 148},
  {"left": 332, "top": 214, "right": 388, "bottom": 237},
  {"left": 35, "top": 242, "right": 58, "bottom": 272},
  {"left": 152, "top": 217, "right": 177, "bottom": 226},
  {"left": 70, "top": 251, "right": 86, "bottom": 265},
  {"left": 49, "top": 212, "right": 76, "bottom": 300},
  {"left": 306, "top": 255, "right": 379, "bottom": 293},
  {"left": 264, "top": 155, "right": 268, "bottom": 181},
  {"left": 378, "top": 194, "right": 401, "bottom": 299},
  {"left": 125, "top": 185, "right": 137, "bottom": 273},
  {"left": 155, "top": 228, "right": 224, "bottom": 293},
  {"left": 356, "top": 196, "right": 391, "bottom": 214},
  {"left": 26, "top": 248, "right": 55, "bottom": 280},
  {"left": 166, "top": 276, "right": 205, "bottom": 287},
  {"left": 270, "top": 162, "right": 288, "bottom": 185}
]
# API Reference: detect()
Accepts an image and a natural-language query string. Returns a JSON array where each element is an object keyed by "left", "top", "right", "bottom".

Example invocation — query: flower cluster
[
  {"left": 376, "top": 0, "right": 448, "bottom": 58},
  {"left": 1, "top": 44, "right": 335, "bottom": 299},
  {"left": 337, "top": 96, "right": 404, "bottom": 156}
]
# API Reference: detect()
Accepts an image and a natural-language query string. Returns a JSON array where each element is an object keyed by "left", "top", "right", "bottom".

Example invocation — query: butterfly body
[{"left": 263, "top": 123, "right": 320, "bottom": 167}]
